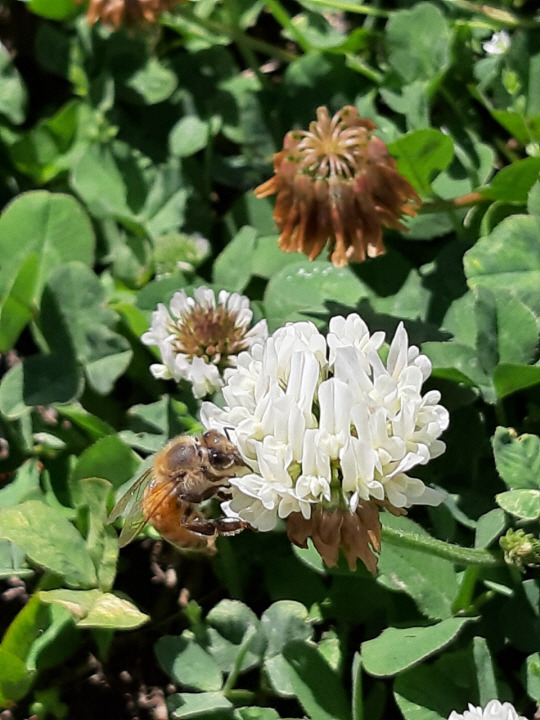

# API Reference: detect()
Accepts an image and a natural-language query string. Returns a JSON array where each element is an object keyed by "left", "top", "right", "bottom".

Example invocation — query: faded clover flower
[
  {"left": 201, "top": 314, "right": 448, "bottom": 573},
  {"left": 449, "top": 700, "right": 527, "bottom": 720},
  {"left": 482, "top": 31, "right": 511, "bottom": 56},
  {"left": 254, "top": 106, "right": 421, "bottom": 268},
  {"left": 141, "top": 287, "right": 268, "bottom": 399},
  {"left": 82, "top": 0, "right": 179, "bottom": 28}
]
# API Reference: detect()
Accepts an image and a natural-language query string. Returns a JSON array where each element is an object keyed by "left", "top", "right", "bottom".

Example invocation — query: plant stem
[
  {"left": 263, "top": 0, "right": 312, "bottom": 53},
  {"left": 168, "top": 11, "right": 297, "bottom": 63},
  {"left": 223, "top": 689, "right": 257, "bottom": 704},
  {"left": 452, "top": 565, "right": 480, "bottom": 613},
  {"left": 223, "top": 625, "right": 257, "bottom": 693},
  {"left": 381, "top": 525, "right": 503, "bottom": 567},
  {"left": 223, "top": 0, "right": 269, "bottom": 87},
  {"left": 420, "top": 192, "right": 491, "bottom": 212},
  {"left": 304, "top": 0, "right": 388, "bottom": 17},
  {"left": 441, "top": 0, "right": 540, "bottom": 29},
  {"left": 352, "top": 652, "right": 364, "bottom": 720}
]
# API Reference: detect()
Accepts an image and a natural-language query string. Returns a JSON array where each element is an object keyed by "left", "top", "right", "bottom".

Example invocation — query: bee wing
[
  {"left": 109, "top": 468, "right": 187, "bottom": 548},
  {"left": 109, "top": 468, "right": 153, "bottom": 547}
]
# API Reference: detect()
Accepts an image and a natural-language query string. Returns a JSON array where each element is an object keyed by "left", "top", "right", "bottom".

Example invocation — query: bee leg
[
  {"left": 212, "top": 517, "right": 251, "bottom": 536},
  {"left": 179, "top": 517, "right": 218, "bottom": 536},
  {"left": 177, "top": 487, "right": 219, "bottom": 503},
  {"left": 181, "top": 517, "right": 250, "bottom": 537}
]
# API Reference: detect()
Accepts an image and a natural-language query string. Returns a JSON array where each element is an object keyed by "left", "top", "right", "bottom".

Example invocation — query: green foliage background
[{"left": 0, "top": 0, "right": 540, "bottom": 718}]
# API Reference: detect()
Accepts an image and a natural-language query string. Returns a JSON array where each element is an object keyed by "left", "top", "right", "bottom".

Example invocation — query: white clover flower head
[
  {"left": 141, "top": 286, "right": 268, "bottom": 399},
  {"left": 201, "top": 314, "right": 449, "bottom": 571},
  {"left": 482, "top": 30, "right": 510, "bottom": 55},
  {"left": 449, "top": 700, "right": 527, "bottom": 720}
]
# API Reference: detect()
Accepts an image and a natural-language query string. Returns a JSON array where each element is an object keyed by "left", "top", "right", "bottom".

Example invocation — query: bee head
[{"left": 203, "top": 430, "right": 246, "bottom": 471}]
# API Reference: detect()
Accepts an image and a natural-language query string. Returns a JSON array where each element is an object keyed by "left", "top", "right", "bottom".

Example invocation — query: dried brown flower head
[
  {"left": 255, "top": 106, "right": 421, "bottom": 268},
  {"left": 286, "top": 499, "right": 406, "bottom": 574},
  {"left": 82, "top": 0, "right": 179, "bottom": 28}
]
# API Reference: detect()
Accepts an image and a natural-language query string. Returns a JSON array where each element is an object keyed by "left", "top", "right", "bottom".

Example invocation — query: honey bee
[{"left": 109, "top": 430, "right": 250, "bottom": 551}]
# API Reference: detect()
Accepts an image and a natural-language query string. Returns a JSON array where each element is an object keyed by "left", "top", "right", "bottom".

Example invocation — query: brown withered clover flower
[
  {"left": 254, "top": 106, "right": 421, "bottom": 268},
  {"left": 82, "top": 0, "right": 179, "bottom": 28},
  {"left": 286, "top": 502, "right": 384, "bottom": 575}
]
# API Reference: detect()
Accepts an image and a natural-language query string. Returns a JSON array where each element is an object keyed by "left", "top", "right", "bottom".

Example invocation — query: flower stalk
[
  {"left": 381, "top": 524, "right": 502, "bottom": 568},
  {"left": 263, "top": 0, "right": 313, "bottom": 53}
]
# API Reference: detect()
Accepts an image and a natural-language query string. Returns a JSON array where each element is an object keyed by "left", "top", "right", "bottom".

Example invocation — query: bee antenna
[{"left": 223, "top": 426, "right": 235, "bottom": 441}]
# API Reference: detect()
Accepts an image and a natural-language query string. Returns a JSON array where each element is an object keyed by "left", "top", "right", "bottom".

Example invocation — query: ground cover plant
[{"left": 0, "top": 0, "right": 540, "bottom": 718}]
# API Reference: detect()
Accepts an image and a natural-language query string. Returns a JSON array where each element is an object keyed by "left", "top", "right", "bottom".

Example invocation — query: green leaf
[
  {"left": 0, "top": 44, "right": 27, "bottom": 124},
  {"left": 464, "top": 214, "right": 540, "bottom": 316},
  {"left": 281, "top": 641, "right": 352, "bottom": 720},
  {"left": 38, "top": 589, "right": 149, "bottom": 629},
  {"left": 9, "top": 101, "right": 96, "bottom": 184},
  {"left": 0, "top": 191, "right": 95, "bottom": 350},
  {"left": 394, "top": 651, "right": 476, "bottom": 720},
  {"left": 0, "top": 353, "right": 82, "bottom": 419},
  {"left": 0, "top": 253, "right": 39, "bottom": 351},
  {"left": 492, "top": 427, "right": 540, "bottom": 490},
  {"left": 378, "top": 514, "right": 458, "bottom": 621},
  {"left": 27, "top": 0, "right": 76, "bottom": 19},
  {"left": 421, "top": 341, "right": 489, "bottom": 392},
  {"left": 213, "top": 226, "right": 257, "bottom": 293},
  {"left": 54, "top": 404, "right": 116, "bottom": 442},
  {"left": 528, "top": 181, "right": 540, "bottom": 215},
  {"left": 494, "top": 364, "right": 540, "bottom": 399},
  {"left": 475, "top": 286, "right": 538, "bottom": 371},
  {"left": 292, "top": 543, "right": 327, "bottom": 575},
  {"left": 0, "top": 541, "right": 32, "bottom": 580},
  {"left": 290, "top": 12, "right": 346, "bottom": 51},
  {"left": 153, "top": 233, "right": 209, "bottom": 274},
  {"left": 121, "top": 58, "right": 177, "bottom": 105},
  {"left": 261, "top": 601, "right": 313, "bottom": 657},
  {"left": 167, "top": 691, "right": 234, "bottom": 719},
  {"left": 361, "top": 617, "right": 473, "bottom": 677},
  {"left": 1, "top": 595, "right": 49, "bottom": 664},
  {"left": 156, "top": 635, "right": 223, "bottom": 691},
  {"left": 474, "top": 286, "right": 499, "bottom": 374},
  {"left": 262, "top": 601, "right": 314, "bottom": 697},
  {"left": 77, "top": 477, "right": 119, "bottom": 592},
  {"left": 0, "top": 648, "right": 34, "bottom": 707},
  {"left": 38, "top": 263, "right": 132, "bottom": 395},
  {"left": 26, "top": 605, "right": 77, "bottom": 675},
  {"left": 0, "top": 500, "right": 97, "bottom": 588},
  {"left": 386, "top": 3, "right": 450, "bottom": 84},
  {"left": 475, "top": 509, "right": 506, "bottom": 550},
  {"left": 71, "top": 436, "right": 139, "bottom": 491},
  {"left": 264, "top": 260, "right": 368, "bottom": 332},
  {"left": 495, "top": 489, "right": 540, "bottom": 520},
  {"left": 143, "top": 164, "right": 188, "bottom": 239},
  {"left": 490, "top": 111, "right": 540, "bottom": 147},
  {"left": 170, "top": 116, "right": 210, "bottom": 157},
  {"left": 206, "top": 599, "right": 264, "bottom": 673},
  {"left": 252, "top": 236, "right": 304, "bottom": 279},
  {"left": 473, "top": 637, "right": 497, "bottom": 706},
  {"left": 380, "top": 81, "right": 430, "bottom": 130},
  {"left": 388, "top": 129, "right": 454, "bottom": 196},
  {"left": 479, "top": 158, "right": 540, "bottom": 204},
  {"left": 71, "top": 144, "right": 133, "bottom": 221},
  {"left": 236, "top": 709, "right": 280, "bottom": 720},
  {"left": 525, "top": 652, "right": 540, "bottom": 702}
]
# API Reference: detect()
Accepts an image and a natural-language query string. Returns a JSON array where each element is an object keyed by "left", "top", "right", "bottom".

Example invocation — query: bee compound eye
[{"left": 208, "top": 447, "right": 223, "bottom": 463}]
